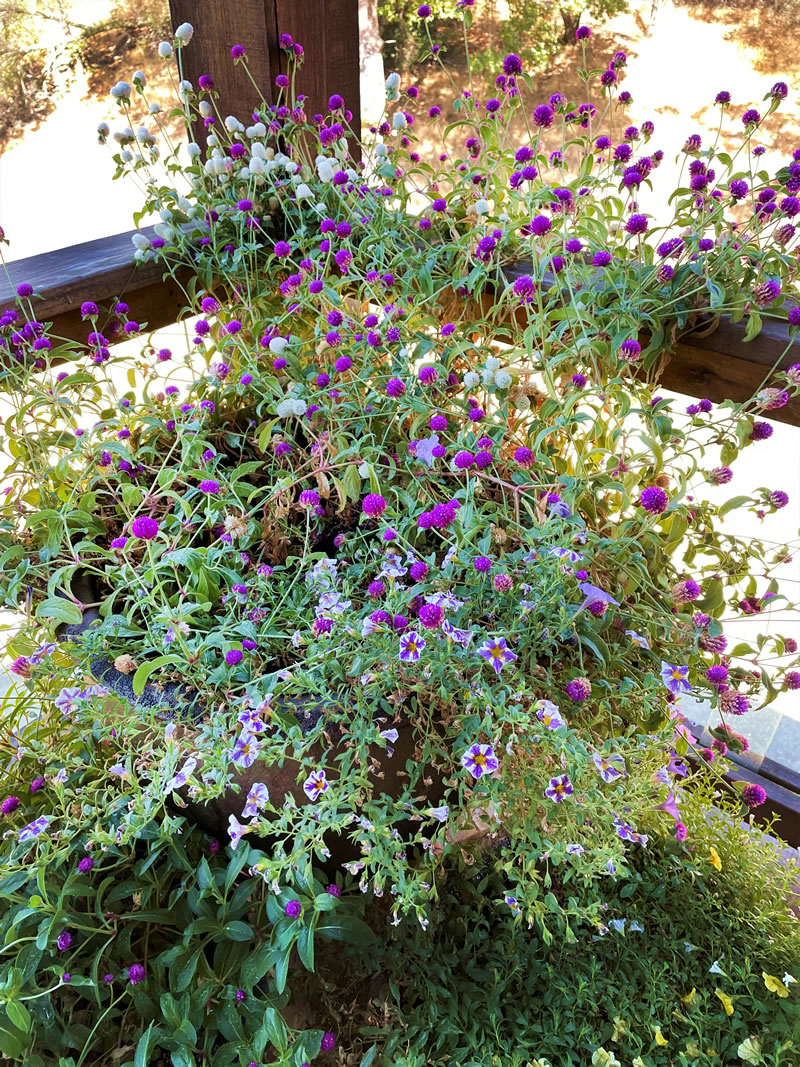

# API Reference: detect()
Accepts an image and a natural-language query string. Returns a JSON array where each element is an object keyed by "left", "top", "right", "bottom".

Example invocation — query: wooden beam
[
  {"left": 0, "top": 229, "right": 192, "bottom": 345},
  {"left": 167, "top": 1, "right": 360, "bottom": 141}
]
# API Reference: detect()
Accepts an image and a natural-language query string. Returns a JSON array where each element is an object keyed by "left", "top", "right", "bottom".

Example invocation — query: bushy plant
[{"left": 0, "top": 7, "right": 799, "bottom": 1064}]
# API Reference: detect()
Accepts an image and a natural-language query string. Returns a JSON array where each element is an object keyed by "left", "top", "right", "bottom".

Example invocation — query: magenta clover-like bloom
[
  {"left": 225, "top": 649, "right": 244, "bottom": 667},
  {"left": 130, "top": 516, "right": 158, "bottom": 540},
  {"left": 461, "top": 742, "right": 499, "bottom": 779},
  {"left": 566, "top": 677, "right": 591, "bottom": 702},
  {"left": 362, "top": 493, "right": 387, "bottom": 517},
  {"left": 640, "top": 486, "right": 669, "bottom": 514},
  {"left": 477, "top": 636, "right": 517, "bottom": 675},
  {"left": 545, "top": 774, "right": 573, "bottom": 802},
  {"left": 77, "top": 856, "right": 94, "bottom": 874},
  {"left": 128, "top": 964, "right": 146, "bottom": 985},
  {"left": 285, "top": 899, "right": 302, "bottom": 919},
  {"left": 661, "top": 661, "right": 692, "bottom": 695},
  {"left": 321, "top": 1032, "right": 337, "bottom": 1052},
  {"left": 741, "top": 782, "right": 767, "bottom": 807},
  {"left": 399, "top": 631, "right": 426, "bottom": 661},
  {"left": 57, "top": 930, "right": 72, "bottom": 951},
  {"left": 303, "top": 769, "right": 329, "bottom": 801},
  {"left": 199, "top": 479, "right": 219, "bottom": 494}
]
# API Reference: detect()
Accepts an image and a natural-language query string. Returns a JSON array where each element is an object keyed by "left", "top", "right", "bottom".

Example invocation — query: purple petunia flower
[
  {"left": 461, "top": 743, "right": 499, "bottom": 779},
  {"left": 535, "top": 699, "right": 565, "bottom": 729},
  {"left": 230, "top": 732, "right": 261, "bottom": 768},
  {"left": 592, "top": 752, "right": 626, "bottom": 783},
  {"left": 478, "top": 636, "right": 517, "bottom": 675},
  {"left": 18, "top": 816, "right": 49, "bottom": 842},
  {"left": 661, "top": 661, "right": 692, "bottom": 695},
  {"left": 303, "top": 769, "right": 329, "bottom": 801},
  {"left": 545, "top": 774, "right": 573, "bottom": 802},
  {"left": 399, "top": 631, "right": 426, "bottom": 662}
]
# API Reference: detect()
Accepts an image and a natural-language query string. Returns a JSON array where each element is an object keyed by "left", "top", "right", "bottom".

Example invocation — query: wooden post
[{"left": 168, "top": 0, "right": 360, "bottom": 135}]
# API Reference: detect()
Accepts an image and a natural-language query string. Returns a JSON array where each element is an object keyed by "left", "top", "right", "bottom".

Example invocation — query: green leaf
[
  {"left": 132, "top": 655, "right": 184, "bottom": 696},
  {"left": 172, "top": 947, "right": 202, "bottom": 993},
  {"left": 720, "top": 495, "right": 752, "bottom": 517},
  {"left": 315, "top": 914, "right": 377, "bottom": 946},
  {"left": 743, "top": 310, "right": 762, "bottom": 342},
  {"left": 134, "top": 1022, "right": 156, "bottom": 1067},
  {"left": 35, "top": 598, "right": 83, "bottom": 626},
  {"left": 360, "top": 1046, "right": 378, "bottom": 1067},
  {"left": 222, "top": 921, "right": 253, "bottom": 942},
  {"left": 4, "top": 1000, "right": 30, "bottom": 1034}
]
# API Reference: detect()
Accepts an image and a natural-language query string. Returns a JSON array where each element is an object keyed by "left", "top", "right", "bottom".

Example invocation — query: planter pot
[{"left": 59, "top": 572, "right": 442, "bottom": 860}]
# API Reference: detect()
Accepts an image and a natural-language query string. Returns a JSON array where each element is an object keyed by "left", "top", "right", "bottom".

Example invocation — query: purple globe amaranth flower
[
  {"left": 575, "top": 25, "right": 591, "bottom": 40},
  {"left": 367, "top": 579, "right": 385, "bottom": 598},
  {"left": 30, "top": 777, "right": 45, "bottom": 793},
  {"left": 566, "top": 676, "right": 591, "bottom": 702},
  {"left": 386, "top": 377, "right": 406, "bottom": 397},
  {"left": 419, "top": 366, "right": 438, "bottom": 385},
  {"left": 618, "top": 338, "right": 641, "bottom": 362},
  {"left": 513, "top": 275, "right": 535, "bottom": 299},
  {"left": 741, "top": 782, "right": 767, "bottom": 808},
  {"left": 706, "top": 665, "right": 729, "bottom": 685},
  {"left": 750, "top": 420, "right": 773, "bottom": 441},
  {"left": 362, "top": 493, "right": 387, "bottom": 517},
  {"left": 128, "top": 964, "right": 146, "bottom": 985},
  {"left": 285, "top": 899, "right": 302, "bottom": 919},
  {"left": 742, "top": 108, "right": 761, "bottom": 127},
  {"left": 57, "top": 930, "right": 72, "bottom": 951},
  {"left": 593, "top": 250, "right": 612, "bottom": 267},
  {"left": 321, "top": 1032, "right": 337, "bottom": 1052},
  {"left": 77, "top": 856, "right": 94, "bottom": 874},
  {"left": 788, "top": 307, "right": 800, "bottom": 328},
  {"left": 757, "top": 387, "right": 789, "bottom": 410},
  {"left": 729, "top": 178, "right": 749, "bottom": 199},
  {"left": 199, "top": 479, "right": 220, "bottom": 494},
  {"left": 626, "top": 213, "right": 648, "bottom": 235},
  {"left": 325, "top": 883, "right": 341, "bottom": 897},
  {"left": 513, "top": 445, "right": 534, "bottom": 468},
  {"left": 503, "top": 54, "right": 522, "bottom": 75},
  {"left": 769, "top": 490, "right": 789, "bottom": 508},
  {"left": 130, "top": 516, "right": 158, "bottom": 540},
  {"left": 719, "top": 689, "right": 749, "bottom": 715},
  {"left": 298, "top": 489, "right": 320, "bottom": 508},
  {"left": 474, "top": 556, "right": 492, "bottom": 573},
  {"left": 753, "top": 279, "right": 781, "bottom": 306},
  {"left": 640, "top": 486, "right": 669, "bottom": 514},
  {"left": 784, "top": 671, "right": 800, "bottom": 690},
  {"left": 1, "top": 796, "right": 20, "bottom": 815},
  {"left": 409, "top": 561, "right": 429, "bottom": 581},
  {"left": 770, "top": 80, "right": 789, "bottom": 99},
  {"left": 454, "top": 450, "right": 474, "bottom": 470},
  {"left": 532, "top": 104, "right": 554, "bottom": 128},
  {"left": 418, "top": 603, "right": 444, "bottom": 629},
  {"left": 225, "top": 649, "right": 244, "bottom": 667},
  {"left": 493, "top": 573, "right": 512, "bottom": 592},
  {"left": 700, "top": 633, "right": 727, "bottom": 654},
  {"left": 710, "top": 466, "right": 733, "bottom": 485},
  {"left": 672, "top": 579, "right": 702, "bottom": 604},
  {"left": 674, "top": 822, "right": 688, "bottom": 841}
]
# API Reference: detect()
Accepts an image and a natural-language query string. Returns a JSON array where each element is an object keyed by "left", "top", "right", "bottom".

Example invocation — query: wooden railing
[{"left": 1, "top": 231, "right": 798, "bottom": 426}]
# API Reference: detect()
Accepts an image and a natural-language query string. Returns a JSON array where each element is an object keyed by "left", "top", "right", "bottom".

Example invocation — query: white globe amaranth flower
[
  {"left": 158, "top": 208, "right": 173, "bottom": 222},
  {"left": 494, "top": 369, "right": 512, "bottom": 389},
  {"left": 291, "top": 399, "right": 308, "bottom": 416},
  {"left": 97, "top": 121, "right": 109, "bottom": 138},
  {"left": 392, "top": 112, "right": 407, "bottom": 131},
  {"left": 198, "top": 101, "right": 212, "bottom": 117},
  {"left": 269, "top": 337, "right": 288, "bottom": 356},
  {"left": 186, "top": 142, "right": 202, "bottom": 158},
  {"left": 485, "top": 356, "right": 501, "bottom": 372},
  {"left": 249, "top": 157, "right": 265, "bottom": 176},
  {"left": 120, "top": 150, "right": 133, "bottom": 162},
  {"left": 178, "top": 79, "right": 193, "bottom": 97},
  {"left": 174, "top": 22, "right": 194, "bottom": 44},
  {"left": 251, "top": 142, "right": 266, "bottom": 160},
  {"left": 358, "top": 463, "right": 370, "bottom": 479},
  {"left": 131, "top": 233, "right": 151, "bottom": 250},
  {"left": 275, "top": 399, "right": 294, "bottom": 418},
  {"left": 153, "top": 223, "right": 174, "bottom": 241},
  {"left": 481, "top": 369, "right": 495, "bottom": 386},
  {"left": 206, "top": 133, "right": 219, "bottom": 148},
  {"left": 463, "top": 371, "right": 480, "bottom": 389},
  {"left": 385, "top": 72, "right": 401, "bottom": 90},
  {"left": 132, "top": 71, "right": 146, "bottom": 88},
  {"left": 225, "top": 116, "right": 244, "bottom": 133},
  {"left": 110, "top": 81, "right": 132, "bottom": 101},
  {"left": 246, "top": 122, "right": 266, "bottom": 138},
  {"left": 295, "top": 183, "right": 313, "bottom": 200},
  {"left": 137, "top": 127, "right": 153, "bottom": 144},
  {"left": 148, "top": 103, "right": 161, "bottom": 114},
  {"left": 157, "top": 41, "right": 173, "bottom": 58},
  {"left": 374, "top": 143, "right": 388, "bottom": 159},
  {"left": 475, "top": 198, "right": 490, "bottom": 216}
]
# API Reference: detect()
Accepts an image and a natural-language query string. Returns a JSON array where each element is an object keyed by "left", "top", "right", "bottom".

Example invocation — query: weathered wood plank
[
  {"left": 167, "top": 0, "right": 278, "bottom": 137},
  {"left": 1, "top": 237, "right": 798, "bottom": 423}
]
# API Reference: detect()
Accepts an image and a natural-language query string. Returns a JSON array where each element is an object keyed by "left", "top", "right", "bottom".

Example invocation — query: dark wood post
[{"left": 167, "top": 0, "right": 360, "bottom": 132}]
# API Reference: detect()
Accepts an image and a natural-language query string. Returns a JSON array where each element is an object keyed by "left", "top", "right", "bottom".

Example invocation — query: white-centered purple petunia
[
  {"left": 461, "top": 743, "right": 499, "bottom": 779},
  {"left": 18, "top": 815, "right": 49, "bottom": 842},
  {"left": 230, "top": 732, "right": 262, "bottom": 769},
  {"left": 535, "top": 699, "right": 566, "bottom": 730},
  {"left": 303, "top": 769, "right": 329, "bottom": 801},
  {"left": 165, "top": 757, "right": 198, "bottom": 793},
  {"left": 625, "top": 629, "right": 650, "bottom": 649},
  {"left": 441, "top": 619, "right": 474, "bottom": 647},
  {"left": 227, "top": 813, "right": 252, "bottom": 850},
  {"left": 660, "top": 660, "right": 692, "bottom": 694},
  {"left": 399, "top": 631, "right": 426, "bottom": 661},
  {"left": 545, "top": 774, "right": 573, "bottom": 802},
  {"left": 478, "top": 636, "right": 517, "bottom": 675},
  {"left": 592, "top": 752, "right": 626, "bottom": 783},
  {"left": 242, "top": 782, "right": 270, "bottom": 818}
]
